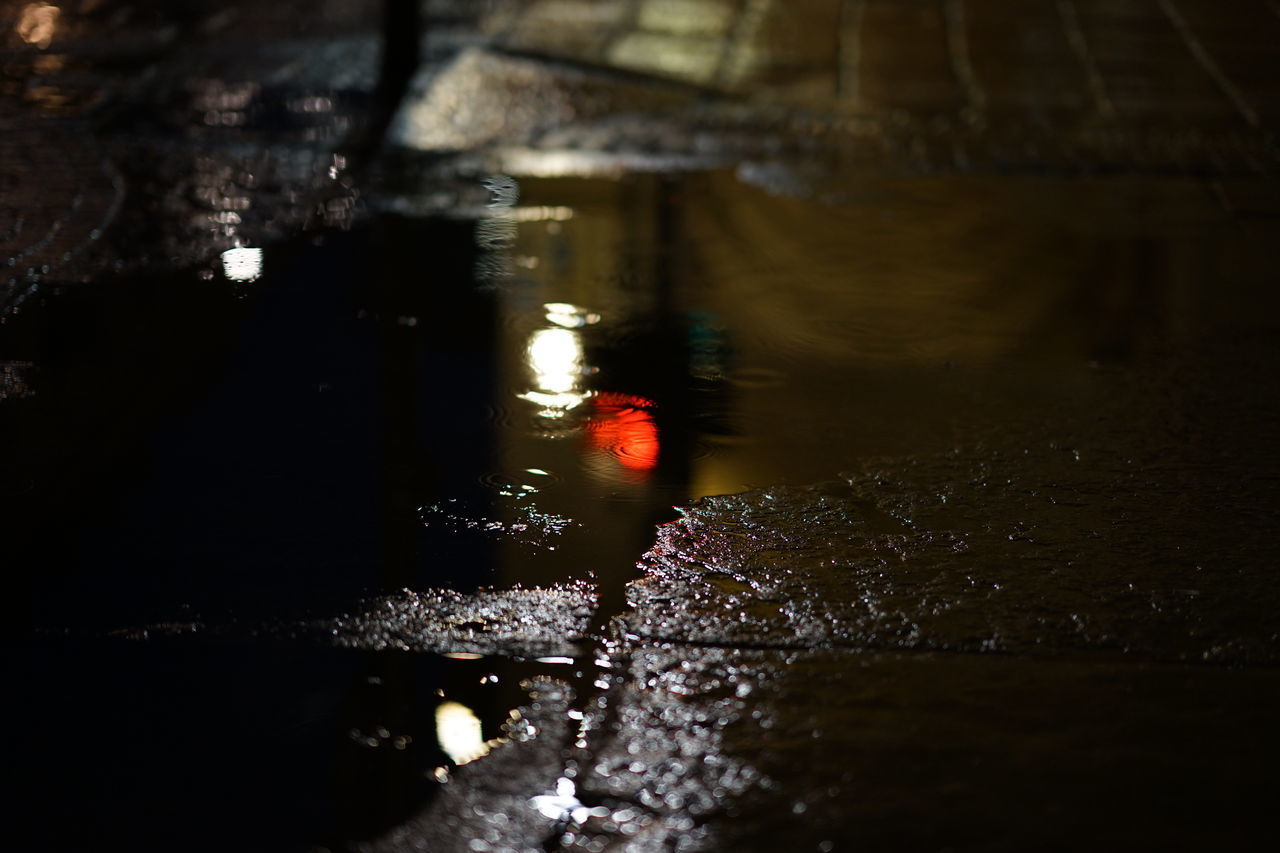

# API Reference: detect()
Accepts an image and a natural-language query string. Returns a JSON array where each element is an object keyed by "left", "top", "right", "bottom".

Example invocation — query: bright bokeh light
[
  {"left": 531, "top": 776, "right": 590, "bottom": 823},
  {"left": 545, "top": 302, "right": 602, "bottom": 329},
  {"left": 527, "top": 327, "right": 581, "bottom": 393},
  {"left": 520, "top": 327, "right": 588, "bottom": 415},
  {"left": 220, "top": 247, "right": 263, "bottom": 282},
  {"left": 435, "top": 701, "right": 490, "bottom": 766},
  {"left": 16, "top": 3, "right": 59, "bottom": 49},
  {"left": 588, "top": 392, "right": 660, "bottom": 472}
]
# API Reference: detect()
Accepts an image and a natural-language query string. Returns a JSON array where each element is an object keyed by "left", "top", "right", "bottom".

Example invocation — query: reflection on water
[
  {"left": 607, "top": 0, "right": 753, "bottom": 86},
  {"left": 219, "top": 246, "right": 263, "bottom": 282},
  {"left": 544, "top": 301, "right": 600, "bottom": 328},
  {"left": 434, "top": 701, "right": 490, "bottom": 766},
  {"left": 586, "top": 392, "right": 660, "bottom": 476},
  {"left": 8, "top": 147, "right": 1269, "bottom": 849},
  {"left": 419, "top": 487, "right": 579, "bottom": 550},
  {"left": 16, "top": 3, "right": 59, "bottom": 50},
  {"left": 521, "top": 325, "right": 589, "bottom": 414}
]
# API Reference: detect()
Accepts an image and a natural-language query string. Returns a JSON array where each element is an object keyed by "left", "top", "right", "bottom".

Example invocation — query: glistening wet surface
[
  {"left": 6, "top": 2, "right": 1280, "bottom": 849},
  {"left": 8, "top": 161, "right": 1280, "bottom": 849}
]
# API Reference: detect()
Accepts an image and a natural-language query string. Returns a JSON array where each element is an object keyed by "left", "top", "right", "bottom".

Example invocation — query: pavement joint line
[
  {"left": 611, "top": 632, "right": 1280, "bottom": 669},
  {"left": 1158, "top": 0, "right": 1261, "bottom": 129},
  {"left": 1055, "top": 0, "right": 1115, "bottom": 120}
]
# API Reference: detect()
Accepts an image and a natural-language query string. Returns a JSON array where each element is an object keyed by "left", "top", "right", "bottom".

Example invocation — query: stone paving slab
[
  {"left": 622, "top": 442, "right": 1280, "bottom": 664},
  {"left": 569, "top": 644, "right": 1280, "bottom": 851},
  {"left": 619, "top": 323, "right": 1280, "bottom": 665},
  {"left": 390, "top": 5, "right": 1280, "bottom": 179},
  {"left": 490, "top": 0, "right": 1280, "bottom": 128},
  {"left": 380, "top": 637, "right": 1278, "bottom": 851},
  {"left": 391, "top": 49, "right": 1280, "bottom": 181}
]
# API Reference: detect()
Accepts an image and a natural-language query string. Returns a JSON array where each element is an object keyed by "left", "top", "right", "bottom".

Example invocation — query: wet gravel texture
[{"left": 318, "top": 584, "right": 598, "bottom": 658}]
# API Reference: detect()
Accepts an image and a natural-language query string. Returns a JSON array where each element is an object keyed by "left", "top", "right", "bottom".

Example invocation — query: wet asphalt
[{"left": 4, "top": 2, "right": 1280, "bottom": 851}]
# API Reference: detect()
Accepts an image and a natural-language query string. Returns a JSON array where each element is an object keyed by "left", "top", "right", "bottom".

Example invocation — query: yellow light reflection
[
  {"left": 16, "top": 3, "right": 59, "bottom": 49},
  {"left": 510, "top": 206, "right": 574, "bottom": 223},
  {"left": 519, "top": 327, "right": 589, "bottom": 415},
  {"left": 608, "top": 32, "right": 720, "bottom": 83},
  {"left": 637, "top": 0, "right": 734, "bottom": 35},
  {"left": 528, "top": 328, "right": 581, "bottom": 393},
  {"left": 435, "top": 701, "right": 490, "bottom": 766}
]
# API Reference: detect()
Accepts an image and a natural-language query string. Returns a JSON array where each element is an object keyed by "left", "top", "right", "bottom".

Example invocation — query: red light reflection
[{"left": 586, "top": 392, "right": 659, "bottom": 473}]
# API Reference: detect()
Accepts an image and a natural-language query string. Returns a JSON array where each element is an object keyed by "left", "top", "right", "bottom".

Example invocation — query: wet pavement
[{"left": 4, "top": 1, "right": 1280, "bottom": 851}]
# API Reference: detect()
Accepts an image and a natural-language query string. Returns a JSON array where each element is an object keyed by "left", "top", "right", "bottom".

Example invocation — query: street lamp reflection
[
  {"left": 435, "top": 701, "right": 490, "bottom": 766},
  {"left": 220, "top": 247, "right": 263, "bottom": 282},
  {"left": 16, "top": 3, "right": 59, "bottom": 50},
  {"left": 519, "top": 326, "right": 589, "bottom": 416},
  {"left": 545, "top": 302, "right": 601, "bottom": 329}
]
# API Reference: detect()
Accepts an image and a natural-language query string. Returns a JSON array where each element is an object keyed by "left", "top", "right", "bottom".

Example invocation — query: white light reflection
[
  {"left": 545, "top": 302, "right": 602, "bottom": 329},
  {"left": 532, "top": 777, "right": 583, "bottom": 821},
  {"left": 528, "top": 328, "right": 581, "bottom": 392},
  {"left": 220, "top": 247, "right": 263, "bottom": 282},
  {"left": 531, "top": 777, "right": 612, "bottom": 825},
  {"left": 435, "top": 701, "right": 490, "bottom": 766},
  {"left": 501, "top": 148, "right": 713, "bottom": 178},
  {"left": 519, "top": 326, "right": 589, "bottom": 415},
  {"left": 16, "top": 3, "right": 59, "bottom": 50}
]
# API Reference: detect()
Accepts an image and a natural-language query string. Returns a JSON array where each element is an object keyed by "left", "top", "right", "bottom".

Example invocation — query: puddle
[
  {"left": 5, "top": 633, "right": 592, "bottom": 850},
  {"left": 5, "top": 0, "right": 1280, "bottom": 848},
  {"left": 7, "top": 103, "right": 1280, "bottom": 853}
]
